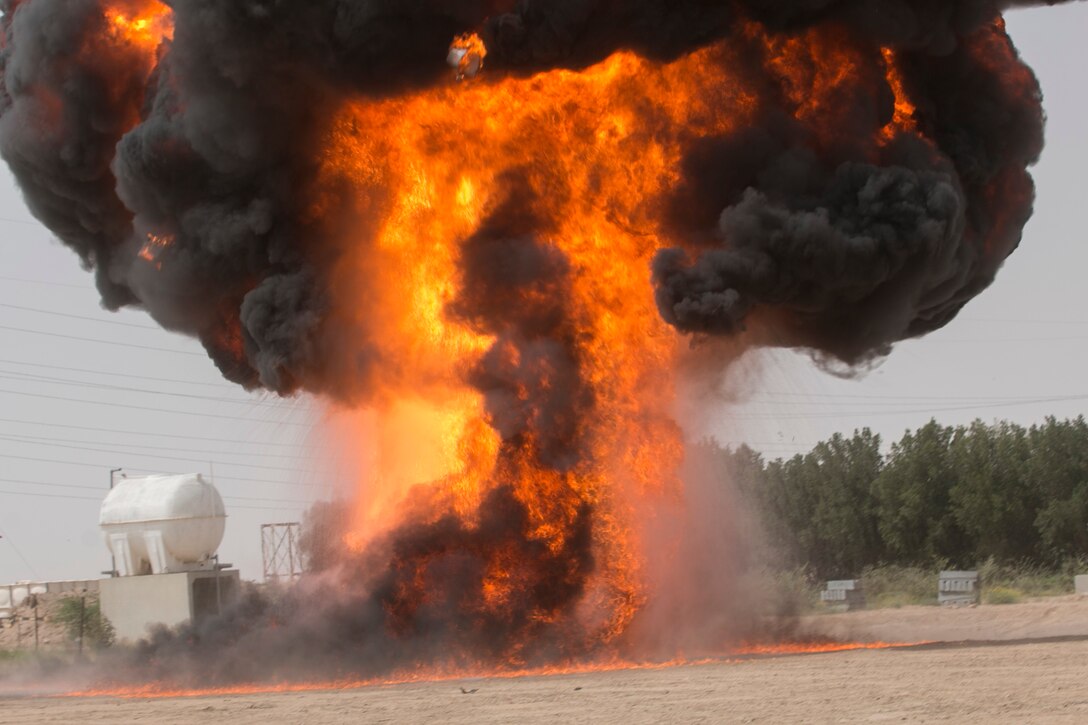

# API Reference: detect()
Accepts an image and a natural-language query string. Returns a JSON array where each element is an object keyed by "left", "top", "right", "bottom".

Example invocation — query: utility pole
[
  {"left": 31, "top": 594, "right": 39, "bottom": 651},
  {"left": 108, "top": 468, "right": 123, "bottom": 577},
  {"left": 213, "top": 554, "right": 221, "bottom": 616},
  {"left": 78, "top": 595, "right": 86, "bottom": 657}
]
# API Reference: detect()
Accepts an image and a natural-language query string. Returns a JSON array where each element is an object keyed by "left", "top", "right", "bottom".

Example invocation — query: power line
[
  {"left": 0, "top": 487, "right": 305, "bottom": 512},
  {"left": 8, "top": 364, "right": 1063, "bottom": 409},
  {"left": 0, "top": 323, "right": 205, "bottom": 356},
  {"left": 0, "top": 431, "right": 324, "bottom": 462},
  {"left": 961, "top": 316, "right": 1088, "bottom": 325},
  {"left": 0, "top": 452, "right": 332, "bottom": 490},
  {"left": 0, "top": 417, "right": 315, "bottom": 448},
  {"left": 0, "top": 275, "right": 88, "bottom": 289},
  {"left": 9, "top": 364, "right": 1074, "bottom": 412},
  {"left": 0, "top": 477, "right": 314, "bottom": 507},
  {"left": 0, "top": 487, "right": 100, "bottom": 501},
  {"left": 0, "top": 370, "right": 298, "bottom": 408},
  {"left": 0, "top": 434, "right": 330, "bottom": 475},
  {"left": 0, "top": 215, "right": 39, "bottom": 226},
  {"left": 0, "top": 476, "right": 143, "bottom": 493},
  {"left": 0, "top": 358, "right": 235, "bottom": 389},
  {"left": 125, "top": 466, "right": 335, "bottom": 489},
  {"left": 18, "top": 354, "right": 1035, "bottom": 406},
  {"left": 0, "top": 302, "right": 160, "bottom": 330},
  {"left": 734, "top": 394, "right": 1078, "bottom": 408},
  {"left": 0, "top": 387, "right": 314, "bottom": 427},
  {"left": 747, "top": 390, "right": 1058, "bottom": 403},
  {"left": 927, "top": 336, "right": 1088, "bottom": 344},
  {"left": 722, "top": 392, "right": 1088, "bottom": 421}
]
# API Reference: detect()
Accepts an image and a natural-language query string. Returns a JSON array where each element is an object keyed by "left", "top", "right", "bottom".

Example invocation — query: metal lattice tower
[{"left": 261, "top": 522, "right": 304, "bottom": 583}]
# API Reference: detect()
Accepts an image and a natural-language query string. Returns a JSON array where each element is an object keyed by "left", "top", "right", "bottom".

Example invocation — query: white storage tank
[
  {"left": 100, "top": 474, "right": 226, "bottom": 576},
  {"left": 0, "top": 582, "right": 47, "bottom": 617}
]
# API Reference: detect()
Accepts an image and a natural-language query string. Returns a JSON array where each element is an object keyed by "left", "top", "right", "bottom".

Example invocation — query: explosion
[{"left": 0, "top": 0, "right": 1066, "bottom": 685}]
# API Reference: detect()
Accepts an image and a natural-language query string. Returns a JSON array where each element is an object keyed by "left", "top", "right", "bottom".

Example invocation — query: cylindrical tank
[
  {"left": 100, "top": 474, "right": 226, "bottom": 573},
  {"left": 1, "top": 582, "right": 46, "bottom": 610}
]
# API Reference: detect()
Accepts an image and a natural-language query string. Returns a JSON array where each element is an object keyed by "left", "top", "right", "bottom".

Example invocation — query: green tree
[
  {"left": 755, "top": 430, "right": 883, "bottom": 577},
  {"left": 874, "top": 420, "right": 967, "bottom": 564},
  {"left": 756, "top": 453, "right": 814, "bottom": 569},
  {"left": 714, "top": 416, "right": 1087, "bottom": 575},
  {"left": 1027, "top": 417, "right": 1088, "bottom": 562},
  {"left": 805, "top": 429, "right": 885, "bottom": 576},
  {"left": 949, "top": 420, "right": 1041, "bottom": 562}
]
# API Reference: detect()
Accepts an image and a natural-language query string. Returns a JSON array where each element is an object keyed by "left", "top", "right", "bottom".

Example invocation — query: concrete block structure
[
  {"left": 939, "top": 571, "right": 980, "bottom": 605},
  {"left": 1075, "top": 575, "right": 1088, "bottom": 595},
  {"left": 820, "top": 579, "right": 866, "bottom": 612},
  {"left": 100, "top": 569, "right": 240, "bottom": 643}
]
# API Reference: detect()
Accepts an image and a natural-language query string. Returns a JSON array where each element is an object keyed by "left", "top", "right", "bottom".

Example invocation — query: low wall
[{"left": 1, "top": 580, "right": 99, "bottom": 620}]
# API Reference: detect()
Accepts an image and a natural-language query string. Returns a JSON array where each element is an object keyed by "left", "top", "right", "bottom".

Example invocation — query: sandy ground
[
  {"left": 806, "top": 594, "right": 1088, "bottom": 643},
  {"left": 3, "top": 597, "right": 1087, "bottom": 724}
]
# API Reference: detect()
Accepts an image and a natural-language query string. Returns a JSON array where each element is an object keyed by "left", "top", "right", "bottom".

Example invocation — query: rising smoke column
[{"left": 0, "top": 0, "right": 1076, "bottom": 682}]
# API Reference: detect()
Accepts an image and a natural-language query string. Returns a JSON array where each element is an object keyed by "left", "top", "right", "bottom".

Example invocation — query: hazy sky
[{"left": 2, "top": 4, "right": 1087, "bottom": 584}]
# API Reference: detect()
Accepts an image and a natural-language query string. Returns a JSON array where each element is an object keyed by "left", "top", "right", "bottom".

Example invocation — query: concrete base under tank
[{"left": 99, "top": 570, "right": 240, "bottom": 643}]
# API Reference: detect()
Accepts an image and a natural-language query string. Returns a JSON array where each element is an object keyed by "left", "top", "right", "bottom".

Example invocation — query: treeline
[{"left": 709, "top": 417, "right": 1088, "bottom": 579}]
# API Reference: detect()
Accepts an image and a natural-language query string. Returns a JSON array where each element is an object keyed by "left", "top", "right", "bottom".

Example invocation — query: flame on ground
[{"left": 62, "top": 641, "right": 930, "bottom": 700}]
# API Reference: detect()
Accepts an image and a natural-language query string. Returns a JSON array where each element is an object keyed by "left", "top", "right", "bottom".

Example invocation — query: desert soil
[{"left": 3, "top": 596, "right": 1087, "bottom": 724}]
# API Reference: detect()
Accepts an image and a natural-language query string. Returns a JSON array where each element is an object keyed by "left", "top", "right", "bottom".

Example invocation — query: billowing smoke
[
  {"left": 0, "top": 0, "right": 1075, "bottom": 685},
  {"left": 0, "top": 0, "right": 1058, "bottom": 381},
  {"left": 653, "top": 8, "right": 1045, "bottom": 363}
]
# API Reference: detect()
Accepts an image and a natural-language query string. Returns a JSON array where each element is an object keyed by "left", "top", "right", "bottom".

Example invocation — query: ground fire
[{"left": 0, "top": 0, "right": 1070, "bottom": 687}]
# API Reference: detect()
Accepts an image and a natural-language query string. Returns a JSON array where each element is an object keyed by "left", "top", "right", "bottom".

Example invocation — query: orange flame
[
  {"left": 137, "top": 232, "right": 174, "bottom": 270},
  {"left": 307, "top": 21, "right": 923, "bottom": 662},
  {"left": 106, "top": 3, "right": 174, "bottom": 49},
  {"left": 882, "top": 48, "right": 917, "bottom": 139},
  {"left": 317, "top": 45, "right": 744, "bottom": 650}
]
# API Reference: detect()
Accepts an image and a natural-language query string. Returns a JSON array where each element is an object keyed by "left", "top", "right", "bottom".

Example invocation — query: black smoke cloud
[
  {"left": 649, "top": 5, "right": 1050, "bottom": 364},
  {"left": 485, "top": 1, "right": 1073, "bottom": 67},
  {"left": 655, "top": 159, "right": 967, "bottom": 361},
  {"left": 0, "top": 0, "right": 1069, "bottom": 389}
]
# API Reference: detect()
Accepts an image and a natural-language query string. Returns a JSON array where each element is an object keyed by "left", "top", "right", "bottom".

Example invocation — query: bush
[
  {"left": 984, "top": 586, "right": 1022, "bottom": 605},
  {"left": 861, "top": 565, "right": 937, "bottom": 608},
  {"left": 53, "top": 597, "right": 115, "bottom": 650},
  {"left": 978, "top": 558, "right": 1074, "bottom": 598}
]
